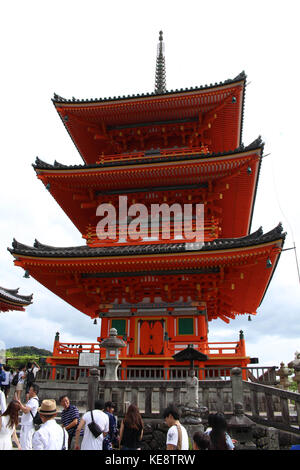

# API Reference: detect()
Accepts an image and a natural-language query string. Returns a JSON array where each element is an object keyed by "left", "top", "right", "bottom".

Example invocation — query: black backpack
[
  {"left": 27, "top": 369, "right": 35, "bottom": 384},
  {"left": 11, "top": 372, "right": 19, "bottom": 386},
  {"left": 30, "top": 398, "right": 42, "bottom": 426}
]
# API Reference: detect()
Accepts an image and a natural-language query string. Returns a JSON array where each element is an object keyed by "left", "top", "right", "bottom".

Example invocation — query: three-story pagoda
[{"left": 9, "top": 33, "right": 285, "bottom": 372}]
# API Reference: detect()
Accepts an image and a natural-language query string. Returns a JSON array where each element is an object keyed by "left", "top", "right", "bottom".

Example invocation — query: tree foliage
[{"left": 6, "top": 346, "right": 52, "bottom": 357}]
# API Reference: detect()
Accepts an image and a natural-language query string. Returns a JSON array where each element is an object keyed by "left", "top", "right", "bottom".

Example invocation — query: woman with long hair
[
  {"left": 0, "top": 400, "right": 22, "bottom": 450},
  {"left": 206, "top": 412, "right": 234, "bottom": 450},
  {"left": 119, "top": 404, "right": 144, "bottom": 450}
]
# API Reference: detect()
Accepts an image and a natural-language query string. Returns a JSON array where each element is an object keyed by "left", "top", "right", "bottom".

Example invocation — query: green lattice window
[
  {"left": 178, "top": 317, "right": 194, "bottom": 335},
  {"left": 111, "top": 319, "right": 126, "bottom": 336}
]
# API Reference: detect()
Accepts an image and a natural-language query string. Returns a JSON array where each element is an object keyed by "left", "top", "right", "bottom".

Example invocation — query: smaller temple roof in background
[{"left": 0, "top": 286, "right": 33, "bottom": 312}]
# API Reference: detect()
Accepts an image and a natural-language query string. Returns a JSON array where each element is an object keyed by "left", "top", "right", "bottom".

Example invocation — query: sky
[{"left": 0, "top": 0, "right": 299, "bottom": 368}]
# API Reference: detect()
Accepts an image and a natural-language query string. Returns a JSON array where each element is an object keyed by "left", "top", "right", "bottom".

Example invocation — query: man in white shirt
[
  {"left": 75, "top": 399, "right": 109, "bottom": 450},
  {"left": 32, "top": 399, "right": 68, "bottom": 450},
  {"left": 17, "top": 383, "right": 40, "bottom": 450},
  {"left": 0, "top": 389, "right": 6, "bottom": 414},
  {"left": 163, "top": 404, "right": 189, "bottom": 450}
]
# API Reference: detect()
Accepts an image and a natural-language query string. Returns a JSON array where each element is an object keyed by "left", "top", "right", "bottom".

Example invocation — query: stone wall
[
  {"left": 252, "top": 425, "right": 300, "bottom": 450},
  {"left": 139, "top": 421, "right": 300, "bottom": 450},
  {"left": 37, "top": 381, "right": 88, "bottom": 408}
]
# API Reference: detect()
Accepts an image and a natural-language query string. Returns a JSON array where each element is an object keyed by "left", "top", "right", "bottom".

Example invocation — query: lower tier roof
[{"left": 8, "top": 225, "right": 285, "bottom": 323}]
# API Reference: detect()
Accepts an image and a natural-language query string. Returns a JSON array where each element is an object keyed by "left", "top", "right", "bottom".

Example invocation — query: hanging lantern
[
  {"left": 248, "top": 315, "right": 252, "bottom": 322},
  {"left": 23, "top": 270, "right": 30, "bottom": 278},
  {"left": 266, "top": 257, "right": 272, "bottom": 268},
  {"left": 93, "top": 319, "right": 97, "bottom": 325}
]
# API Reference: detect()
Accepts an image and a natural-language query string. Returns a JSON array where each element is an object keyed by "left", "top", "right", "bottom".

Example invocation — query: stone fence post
[
  {"left": 276, "top": 362, "right": 293, "bottom": 389},
  {"left": 88, "top": 368, "right": 100, "bottom": 410},
  {"left": 231, "top": 367, "right": 244, "bottom": 409}
]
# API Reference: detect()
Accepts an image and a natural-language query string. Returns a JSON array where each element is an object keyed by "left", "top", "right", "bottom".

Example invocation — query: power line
[{"left": 270, "top": 151, "right": 300, "bottom": 285}]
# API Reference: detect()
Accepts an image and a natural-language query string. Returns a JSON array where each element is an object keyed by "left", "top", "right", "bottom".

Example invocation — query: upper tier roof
[
  {"left": 52, "top": 72, "right": 246, "bottom": 165},
  {"left": 53, "top": 71, "right": 246, "bottom": 105}
]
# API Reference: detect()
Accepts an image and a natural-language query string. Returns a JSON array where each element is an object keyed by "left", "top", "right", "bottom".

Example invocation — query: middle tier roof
[{"left": 33, "top": 138, "right": 263, "bottom": 242}]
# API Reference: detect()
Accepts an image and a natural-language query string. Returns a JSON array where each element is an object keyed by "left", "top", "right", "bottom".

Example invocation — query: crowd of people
[{"left": 0, "top": 361, "right": 237, "bottom": 451}]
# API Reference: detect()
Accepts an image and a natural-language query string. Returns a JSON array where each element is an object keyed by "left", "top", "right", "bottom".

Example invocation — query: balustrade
[{"left": 35, "top": 364, "right": 300, "bottom": 434}]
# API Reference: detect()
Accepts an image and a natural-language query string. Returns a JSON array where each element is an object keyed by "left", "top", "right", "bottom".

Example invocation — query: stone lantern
[
  {"left": 227, "top": 402, "right": 256, "bottom": 450},
  {"left": 288, "top": 351, "right": 300, "bottom": 393},
  {"left": 276, "top": 362, "right": 293, "bottom": 390},
  {"left": 99, "top": 328, "right": 126, "bottom": 381}
]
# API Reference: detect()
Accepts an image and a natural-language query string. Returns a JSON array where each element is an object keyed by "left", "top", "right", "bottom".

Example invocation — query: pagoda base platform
[{"left": 46, "top": 338, "right": 251, "bottom": 379}]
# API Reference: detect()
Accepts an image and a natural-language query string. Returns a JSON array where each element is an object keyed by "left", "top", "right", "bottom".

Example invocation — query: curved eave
[
  {"left": 33, "top": 137, "right": 263, "bottom": 172},
  {"left": 52, "top": 72, "right": 246, "bottom": 106},
  {"left": 8, "top": 225, "right": 285, "bottom": 262},
  {"left": 0, "top": 287, "right": 33, "bottom": 306},
  {"left": 8, "top": 224, "right": 285, "bottom": 321}
]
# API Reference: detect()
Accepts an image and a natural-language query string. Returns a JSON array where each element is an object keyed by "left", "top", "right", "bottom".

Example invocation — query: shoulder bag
[
  {"left": 88, "top": 410, "right": 103, "bottom": 438},
  {"left": 175, "top": 423, "right": 182, "bottom": 450}
]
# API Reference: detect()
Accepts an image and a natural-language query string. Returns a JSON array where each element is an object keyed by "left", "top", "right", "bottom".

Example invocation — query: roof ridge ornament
[{"left": 155, "top": 31, "right": 167, "bottom": 94}]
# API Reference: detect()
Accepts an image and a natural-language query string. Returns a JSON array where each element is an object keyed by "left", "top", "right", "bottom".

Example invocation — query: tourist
[
  {"left": 14, "top": 364, "right": 26, "bottom": 401},
  {"left": 0, "top": 364, "right": 6, "bottom": 391},
  {"left": 0, "top": 400, "right": 22, "bottom": 450},
  {"left": 193, "top": 431, "right": 211, "bottom": 450},
  {"left": 0, "top": 389, "right": 7, "bottom": 415},
  {"left": 32, "top": 399, "right": 68, "bottom": 450},
  {"left": 60, "top": 395, "right": 83, "bottom": 449},
  {"left": 205, "top": 412, "right": 235, "bottom": 450},
  {"left": 119, "top": 404, "right": 144, "bottom": 450},
  {"left": 74, "top": 399, "right": 109, "bottom": 450},
  {"left": 103, "top": 401, "right": 119, "bottom": 450},
  {"left": 163, "top": 404, "right": 189, "bottom": 450},
  {"left": 25, "top": 361, "right": 40, "bottom": 401},
  {"left": 17, "top": 383, "right": 40, "bottom": 450},
  {"left": 1, "top": 366, "right": 11, "bottom": 398}
]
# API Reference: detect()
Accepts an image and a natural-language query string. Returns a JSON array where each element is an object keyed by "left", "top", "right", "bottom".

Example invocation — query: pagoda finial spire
[{"left": 155, "top": 30, "right": 166, "bottom": 94}]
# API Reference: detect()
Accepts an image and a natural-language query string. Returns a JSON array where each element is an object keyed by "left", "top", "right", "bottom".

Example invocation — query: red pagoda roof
[
  {"left": 33, "top": 138, "right": 263, "bottom": 240},
  {"left": 0, "top": 286, "right": 33, "bottom": 312},
  {"left": 8, "top": 225, "right": 285, "bottom": 322},
  {"left": 53, "top": 72, "right": 246, "bottom": 164}
]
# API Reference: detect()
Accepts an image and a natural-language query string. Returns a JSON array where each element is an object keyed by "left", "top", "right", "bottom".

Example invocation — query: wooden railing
[
  {"left": 52, "top": 339, "right": 244, "bottom": 359},
  {"left": 96, "top": 146, "right": 209, "bottom": 165},
  {"left": 86, "top": 220, "right": 219, "bottom": 247},
  {"left": 38, "top": 365, "right": 104, "bottom": 382},
  {"left": 53, "top": 342, "right": 101, "bottom": 357},
  {"left": 37, "top": 365, "right": 277, "bottom": 384},
  {"left": 243, "top": 381, "right": 300, "bottom": 433},
  {"left": 36, "top": 365, "right": 300, "bottom": 434}
]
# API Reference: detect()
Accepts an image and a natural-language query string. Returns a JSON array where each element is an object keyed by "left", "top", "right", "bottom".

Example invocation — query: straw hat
[{"left": 38, "top": 399, "right": 57, "bottom": 416}]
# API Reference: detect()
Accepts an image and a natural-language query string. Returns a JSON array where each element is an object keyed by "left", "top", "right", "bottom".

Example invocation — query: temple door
[{"left": 138, "top": 319, "right": 164, "bottom": 355}]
